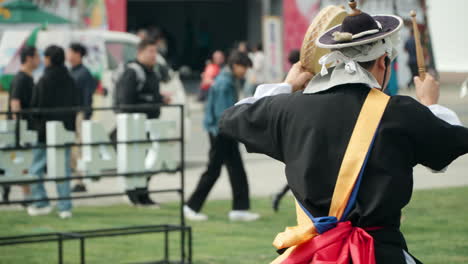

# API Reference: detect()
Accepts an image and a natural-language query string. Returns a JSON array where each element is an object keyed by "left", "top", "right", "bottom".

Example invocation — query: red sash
[{"left": 283, "top": 222, "right": 375, "bottom": 264}]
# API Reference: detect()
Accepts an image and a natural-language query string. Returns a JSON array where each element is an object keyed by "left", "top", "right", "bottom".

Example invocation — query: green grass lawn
[{"left": 1, "top": 186, "right": 468, "bottom": 264}]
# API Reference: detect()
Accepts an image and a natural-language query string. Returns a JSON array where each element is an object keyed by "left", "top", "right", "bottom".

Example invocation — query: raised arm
[{"left": 410, "top": 75, "right": 468, "bottom": 170}]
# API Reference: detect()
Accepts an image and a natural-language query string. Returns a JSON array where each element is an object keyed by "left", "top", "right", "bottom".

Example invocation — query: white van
[{"left": 0, "top": 29, "right": 190, "bottom": 139}]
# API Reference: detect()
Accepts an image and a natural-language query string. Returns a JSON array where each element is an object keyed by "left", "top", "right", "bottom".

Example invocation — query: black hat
[{"left": 317, "top": 0, "right": 402, "bottom": 49}]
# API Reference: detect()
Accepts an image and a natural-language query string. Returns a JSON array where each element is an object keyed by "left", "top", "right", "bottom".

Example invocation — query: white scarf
[{"left": 319, "top": 36, "right": 397, "bottom": 77}]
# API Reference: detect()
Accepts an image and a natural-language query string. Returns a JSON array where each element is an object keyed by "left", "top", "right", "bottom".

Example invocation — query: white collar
[{"left": 303, "top": 64, "right": 381, "bottom": 94}]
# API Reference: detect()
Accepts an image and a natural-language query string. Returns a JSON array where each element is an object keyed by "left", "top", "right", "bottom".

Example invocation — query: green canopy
[
  {"left": 0, "top": 24, "right": 45, "bottom": 92},
  {"left": 0, "top": 0, "right": 70, "bottom": 24}
]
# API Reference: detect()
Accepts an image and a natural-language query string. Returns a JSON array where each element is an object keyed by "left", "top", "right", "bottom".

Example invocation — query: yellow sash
[{"left": 271, "top": 88, "right": 390, "bottom": 263}]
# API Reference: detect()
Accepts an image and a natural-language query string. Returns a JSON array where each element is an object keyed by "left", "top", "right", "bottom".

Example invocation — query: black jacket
[
  {"left": 70, "top": 64, "right": 97, "bottom": 120},
  {"left": 220, "top": 84, "right": 468, "bottom": 264},
  {"left": 115, "top": 61, "right": 163, "bottom": 119},
  {"left": 31, "top": 65, "right": 81, "bottom": 143}
]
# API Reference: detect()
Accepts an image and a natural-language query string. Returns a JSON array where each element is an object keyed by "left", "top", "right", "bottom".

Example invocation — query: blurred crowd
[
  {"left": 1, "top": 25, "right": 269, "bottom": 222},
  {"left": 2, "top": 31, "right": 173, "bottom": 219},
  {"left": 197, "top": 41, "right": 266, "bottom": 102},
  {"left": 4, "top": 43, "right": 92, "bottom": 219}
]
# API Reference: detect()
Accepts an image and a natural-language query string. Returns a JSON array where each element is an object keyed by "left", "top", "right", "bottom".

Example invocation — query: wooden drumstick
[{"left": 410, "top": 10, "right": 426, "bottom": 80}]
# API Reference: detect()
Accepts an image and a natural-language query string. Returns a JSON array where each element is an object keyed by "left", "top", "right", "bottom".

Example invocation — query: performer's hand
[
  {"left": 285, "top": 62, "right": 313, "bottom": 92},
  {"left": 414, "top": 74, "right": 440, "bottom": 106}
]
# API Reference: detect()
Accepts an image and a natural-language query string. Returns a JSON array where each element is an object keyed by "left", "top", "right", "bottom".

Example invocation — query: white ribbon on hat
[
  {"left": 319, "top": 36, "right": 397, "bottom": 77},
  {"left": 319, "top": 51, "right": 357, "bottom": 76},
  {"left": 351, "top": 21, "right": 383, "bottom": 40}
]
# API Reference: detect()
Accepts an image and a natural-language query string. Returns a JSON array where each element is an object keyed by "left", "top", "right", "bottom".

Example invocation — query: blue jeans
[{"left": 30, "top": 147, "right": 72, "bottom": 212}]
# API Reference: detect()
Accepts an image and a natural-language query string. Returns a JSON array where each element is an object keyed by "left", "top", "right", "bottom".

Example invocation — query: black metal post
[
  {"left": 58, "top": 234, "right": 63, "bottom": 264},
  {"left": 188, "top": 227, "right": 192, "bottom": 264},
  {"left": 164, "top": 229, "right": 169, "bottom": 262},
  {"left": 179, "top": 105, "right": 186, "bottom": 263},
  {"left": 14, "top": 113, "right": 21, "bottom": 148},
  {"left": 80, "top": 238, "right": 85, "bottom": 264}
]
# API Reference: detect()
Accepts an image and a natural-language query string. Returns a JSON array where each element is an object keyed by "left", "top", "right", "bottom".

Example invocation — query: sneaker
[
  {"left": 126, "top": 190, "right": 140, "bottom": 206},
  {"left": 20, "top": 201, "right": 32, "bottom": 208},
  {"left": 139, "top": 195, "right": 161, "bottom": 208},
  {"left": 183, "top": 205, "right": 208, "bottom": 221},
  {"left": 272, "top": 194, "right": 281, "bottom": 213},
  {"left": 228, "top": 210, "right": 260, "bottom": 222},
  {"left": 1, "top": 186, "right": 10, "bottom": 203},
  {"left": 137, "top": 190, "right": 160, "bottom": 208},
  {"left": 27, "top": 205, "right": 52, "bottom": 216},
  {"left": 72, "top": 184, "right": 87, "bottom": 193},
  {"left": 58, "top": 211, "right": 72, "bottom": 219}
]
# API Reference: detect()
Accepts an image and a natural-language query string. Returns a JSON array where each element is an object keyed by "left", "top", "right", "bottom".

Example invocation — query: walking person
[
  {"left": 405, "top": 29, "right": 418, "bottom": 89},
  {"left": 5, "top": 46, "right": 41, "bottom": 204},
  {"left": 113, "top": 38, "right": 171, "bottom": 207},
  {"left": 28, "top": 45, "right": 81, "bottom": 219},
  {"left": 184, "top": 51, "right": 259, "bottom": 222},
  {"left": 244, "top": 43, "right": 265, "bottom": 96},
  {"left": 198, "top": 50, "right": 224, "bottom": 102},
  {"left": 67, "top": 43, "right": 97, "bottom": 193},
  {"left": 68, "top": 43, "right": 96, "bottom": 121}
]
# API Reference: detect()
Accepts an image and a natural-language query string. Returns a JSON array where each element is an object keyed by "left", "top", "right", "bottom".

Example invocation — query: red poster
[
  {"left": 105, "top": 0, "right": 127, "bottom": 32},
  {"left": 283, "top": 0, "right": 321, "bottom": 68}
]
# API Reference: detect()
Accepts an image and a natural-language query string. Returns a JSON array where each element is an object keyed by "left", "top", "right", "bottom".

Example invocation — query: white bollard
[
  {"left": 79, "top": 120, "right": 116, "bottom": 181},
  {"left": 0, "top": 120, "right": 37, "bottom": 183},
  {"left": 46, "top": 121, "right": 74, "bottom": 179},
  {"left": 145, "top": 119, "right": 179, "bottom": 171},
  {"left": 117, "top": 113, "right": 149, "bottom": 190}
]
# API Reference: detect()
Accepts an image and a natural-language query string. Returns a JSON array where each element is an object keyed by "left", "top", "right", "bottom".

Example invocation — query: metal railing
[{"left": 0, "top": 103, "right": 191, "bottom": 264}]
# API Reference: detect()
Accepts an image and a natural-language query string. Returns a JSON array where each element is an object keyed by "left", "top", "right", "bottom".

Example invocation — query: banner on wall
[
  {"left": 83, "top": 0, "right": 107, "bottom": 29},
  {"left": 283, "top": 0, "right": 321, "bottom": 69},
  {"left": 81, "top": 0, "right": 126, "bottom": 32},
  {"left": 105, "top": 0, "right": 126, "bottom": 32},
  {"left": 33, "top": 0, "right": 126, "bottom": 32},
  {"left": 263, "top": 16, "right": 283, "bottom": 83}
]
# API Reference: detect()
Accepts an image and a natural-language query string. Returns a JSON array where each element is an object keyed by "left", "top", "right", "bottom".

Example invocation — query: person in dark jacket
[
  {"left": 184, "top": 51, "right": 260, "bottom": 222},
  {"left": 114, "top": 38, "right": 170, "bottom": 207},
  {"left": 67, "top": 43, "right": 97, "bottom": 193},
  {"left": 404, "top": 30, "right": 418, "bottom": 88},
  {"left": 115, "top": 38, "right": 169, "bottom": 118},
  {"left": 28, "top": 45, "right": 81, "bottom": 219},
  {"left": 68, "top": 43, "right": 96, "bottom": 120}
]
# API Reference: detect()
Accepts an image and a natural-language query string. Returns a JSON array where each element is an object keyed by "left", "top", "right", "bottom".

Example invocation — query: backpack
[{"left": 112, "top": 62, "right": 146, "bottom": 107}]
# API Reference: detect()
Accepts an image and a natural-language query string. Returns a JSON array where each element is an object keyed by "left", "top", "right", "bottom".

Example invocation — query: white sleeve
[
  {"left": 236, "top": 83, "right": 292, "bottom": 105},
  {"left": 428, "top": 104, "right": 463, "bottom": 126},
  {"left": 426, "top": 104, "right": 462, "bottom": 173}
]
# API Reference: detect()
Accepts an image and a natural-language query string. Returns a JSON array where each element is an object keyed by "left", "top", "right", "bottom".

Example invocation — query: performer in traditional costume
[{"left": 218, "top": 1, "right": 468, "bottom": 263}]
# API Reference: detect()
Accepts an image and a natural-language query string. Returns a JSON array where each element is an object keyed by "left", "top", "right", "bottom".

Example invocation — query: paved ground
[{"left": 1, "top": 83, "right": 468, "bottom": 210}]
